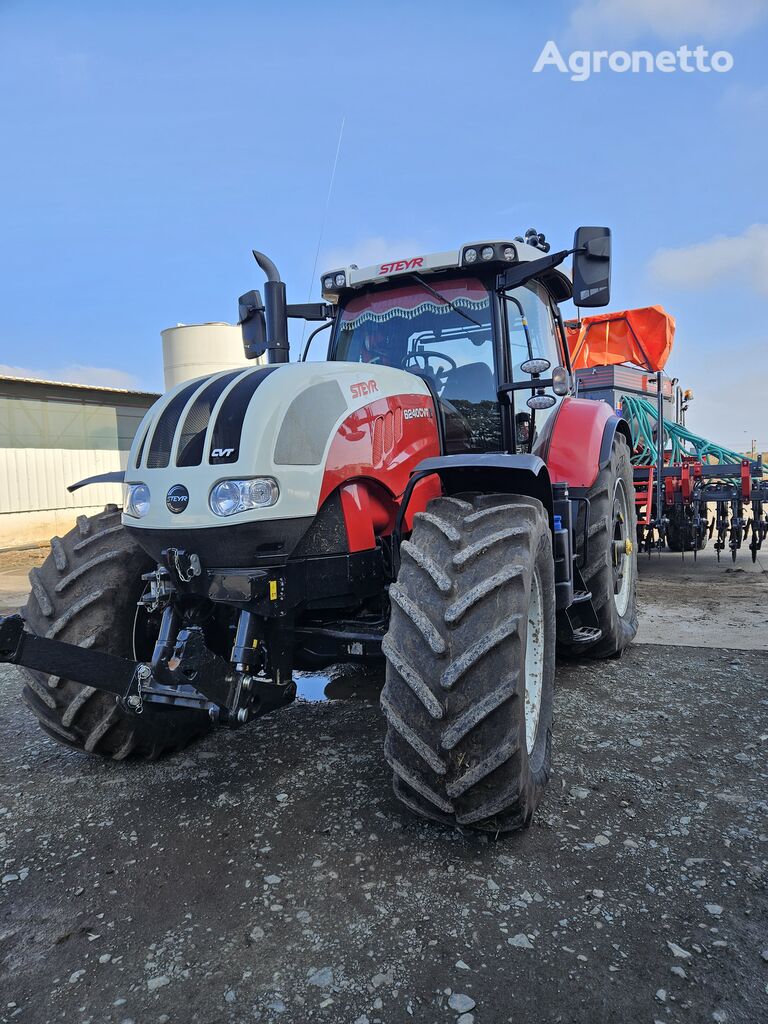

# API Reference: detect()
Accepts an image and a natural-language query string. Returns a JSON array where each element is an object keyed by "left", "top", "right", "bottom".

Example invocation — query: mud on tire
[
  {"left": 21, "top": 506, "right": 211, "bottom": 760},
  {"left": 381, "top": 493, "right": 556, "bottom": 833}
]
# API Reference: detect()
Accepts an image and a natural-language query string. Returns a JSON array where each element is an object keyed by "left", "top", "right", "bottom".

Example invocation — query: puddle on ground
[{"left": 295, "top": 664, "right": 384, "bottom": 703}]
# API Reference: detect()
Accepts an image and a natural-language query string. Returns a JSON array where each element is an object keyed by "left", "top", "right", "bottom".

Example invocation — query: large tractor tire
[
  {"left": 381, "top": 494, "right": 555, "bottom": 833},
  {"left": 560, "top": 435, "right": 638, "bottom": 659},
  {"left": 21, "top": 506, "right": 212, "bottom": 759}
]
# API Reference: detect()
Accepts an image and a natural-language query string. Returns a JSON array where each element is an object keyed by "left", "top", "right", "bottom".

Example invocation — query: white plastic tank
[{"left": 161, "top": 322, "right": 258, "bottom": 390}]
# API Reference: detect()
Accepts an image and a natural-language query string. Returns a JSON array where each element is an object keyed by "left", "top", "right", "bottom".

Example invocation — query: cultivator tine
[{"left": 729, "top": 500, "right": 746, "bottom": 562}]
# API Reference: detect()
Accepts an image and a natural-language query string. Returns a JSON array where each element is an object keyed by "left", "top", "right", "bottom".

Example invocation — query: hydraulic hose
[{"left": 620, "top": 394, "right": 753, "bottom": 468}]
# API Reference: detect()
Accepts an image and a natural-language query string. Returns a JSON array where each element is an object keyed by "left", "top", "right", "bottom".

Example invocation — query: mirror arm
[
  {"left": 286, "top": 302, "right": 336, "bottom": 321},
  {"left": 498, "top": 378, "right": 554, "bottom": 398},
  {"left": 496, "top": 247, "right": 576, "bottom": 291}
]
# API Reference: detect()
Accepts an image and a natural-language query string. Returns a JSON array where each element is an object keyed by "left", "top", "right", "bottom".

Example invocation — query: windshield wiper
[{"left": 409, "top": 273, "right": 483, "bottom": 328}]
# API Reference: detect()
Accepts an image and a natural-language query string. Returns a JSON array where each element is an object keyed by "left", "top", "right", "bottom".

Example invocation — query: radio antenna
[{"left": 300, "top": 116, "right": 345, "bottom": 354}]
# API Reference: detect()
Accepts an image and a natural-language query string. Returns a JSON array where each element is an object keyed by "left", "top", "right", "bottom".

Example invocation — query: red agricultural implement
[{"left": 566, "top": 308, "right": 768, "bottom": 561}]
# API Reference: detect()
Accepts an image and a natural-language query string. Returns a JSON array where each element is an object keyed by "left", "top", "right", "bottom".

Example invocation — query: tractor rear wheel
[
  {"left": 381, "top": 493, "right": 555, "bottom": 833},
  {"left": 560, "top": 434, "right": 638, "bottom": 658},
  {"left": 21, "top": 506, "right": 212, "bottom": 759}
]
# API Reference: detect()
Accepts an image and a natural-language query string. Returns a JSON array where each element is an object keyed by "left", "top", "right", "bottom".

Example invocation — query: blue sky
[{"left": 0, "top": 0, "right": 766, "bottom": 449}]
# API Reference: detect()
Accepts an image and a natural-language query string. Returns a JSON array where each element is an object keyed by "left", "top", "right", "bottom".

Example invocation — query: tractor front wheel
[
  {"left": 381, "top": 493, "right": 555, "bottom": 833},
  {"left": 21, "top": 506, "right": 212, "bottom": 759}
]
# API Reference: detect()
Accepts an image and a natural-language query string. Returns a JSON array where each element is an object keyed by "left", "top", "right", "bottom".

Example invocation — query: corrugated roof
[{"left": 0, "top": 375, "right": 160, "bottom": 398}]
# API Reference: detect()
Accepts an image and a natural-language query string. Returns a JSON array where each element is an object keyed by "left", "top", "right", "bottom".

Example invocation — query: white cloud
[
  {"left": 0, "top": 363, "right": 143, "bottom": 390},
  {"left": 648, "top": 224, "right": 768, "bottom": 297},
  {"left": 320, "top": 237, "right": 425, "bottom": 273},
  {"left": 569, "top": 0, "right": 768, "bottom": 42}
]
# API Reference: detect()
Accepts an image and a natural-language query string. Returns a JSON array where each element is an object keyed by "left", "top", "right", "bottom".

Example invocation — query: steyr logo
[
  {"left": 166, "top": 484, "right": 189, "bottom": 514},
  {"left": 378, "top": 257, "right": 423, "bottom": 275},
  {"left": 350, "top": 380, "right": 378, "bottom": 399},
  {"left": 211, "top": 447, "right": 236, "bottom": 459}
]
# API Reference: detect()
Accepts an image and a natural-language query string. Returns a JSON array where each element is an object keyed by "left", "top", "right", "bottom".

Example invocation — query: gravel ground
[{"left": 0, "top": 552, "right": 766, "bottom": 1023}]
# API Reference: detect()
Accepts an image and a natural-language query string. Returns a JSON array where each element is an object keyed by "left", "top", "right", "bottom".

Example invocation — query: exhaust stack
[{"left": 252, "top": 250, "right": 289, "bottom": 364}]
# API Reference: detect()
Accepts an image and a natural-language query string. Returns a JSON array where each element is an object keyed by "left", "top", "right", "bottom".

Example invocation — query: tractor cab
[{"left": 320, "top": 228, "right": 610, "bottom": 457}]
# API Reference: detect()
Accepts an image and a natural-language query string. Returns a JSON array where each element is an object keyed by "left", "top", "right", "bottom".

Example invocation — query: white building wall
[
  {"left": 0, "top": 447, "right": 126, "bottom": 548},
  {"left": 0, "top": 447, "right": 126, "bottom": 514}
]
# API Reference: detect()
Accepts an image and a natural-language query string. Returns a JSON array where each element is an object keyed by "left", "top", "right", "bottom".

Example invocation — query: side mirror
[
  {"left": 572, "top": 227, "right": 611, "bottom": 307},
  {"left": 238, "top": 289, "right": 267, "bottom": 359}
]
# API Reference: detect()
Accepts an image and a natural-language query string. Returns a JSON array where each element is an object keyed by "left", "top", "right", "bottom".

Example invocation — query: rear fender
[{"left": 546, "top": 397, "right": 631, "bottom": 490}]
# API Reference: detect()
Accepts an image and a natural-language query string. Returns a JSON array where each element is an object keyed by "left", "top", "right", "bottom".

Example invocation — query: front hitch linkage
[{"left": 0, "top": 614, "right": 295, "bottom": 725}]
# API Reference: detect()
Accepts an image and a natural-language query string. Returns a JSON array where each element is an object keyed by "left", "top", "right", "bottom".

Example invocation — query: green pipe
[{"left": 619, "top": 395, "right": 751, "bottom": 468}]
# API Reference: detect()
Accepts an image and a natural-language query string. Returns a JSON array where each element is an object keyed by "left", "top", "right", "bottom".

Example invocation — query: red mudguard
[{"left": 545, "top": 397, "right": 618, "bottom": 490}]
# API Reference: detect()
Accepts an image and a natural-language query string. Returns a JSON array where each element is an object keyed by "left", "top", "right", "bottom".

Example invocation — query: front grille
[
  {"left": 176, "top": 370, "right": 244, "bottom": 467},
  {"left": 145, "top": 379, "right": 203, "bottom": 469},
  {"left": 133, "top": 420, "right": 152, "bottom": 469}
]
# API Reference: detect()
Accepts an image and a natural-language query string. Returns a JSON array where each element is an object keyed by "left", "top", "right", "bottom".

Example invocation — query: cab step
[{"left": 570, "top": 626, "right": 603, "bottom": 645}]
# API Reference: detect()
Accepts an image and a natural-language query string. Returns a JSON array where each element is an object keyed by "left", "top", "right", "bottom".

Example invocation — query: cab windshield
[{"left": 334, "top": 277, "right": 501, "bottom": 453}]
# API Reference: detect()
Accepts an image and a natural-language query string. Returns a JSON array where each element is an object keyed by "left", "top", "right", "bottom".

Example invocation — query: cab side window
[
  {"left": 506, "top": 282, "right": 560, "bottom": 375},
  {"left": 505, "top": 282, "right": 563, "bottom": 452}
]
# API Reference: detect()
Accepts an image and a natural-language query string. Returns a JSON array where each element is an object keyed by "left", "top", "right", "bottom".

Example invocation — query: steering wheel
[{"left": 402, "top": 350, "right": 457, "bottom": 387}]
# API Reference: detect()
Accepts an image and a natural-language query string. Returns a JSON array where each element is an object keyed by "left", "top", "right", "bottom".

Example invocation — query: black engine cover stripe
[
  {"left": 176, "top": 369, "right": 245, "bottom": 467},
  {"left": 208, "top": 365, "right": 280, "bottom": 465}
]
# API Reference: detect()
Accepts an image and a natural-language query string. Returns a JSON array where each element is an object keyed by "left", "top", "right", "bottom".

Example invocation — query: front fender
[
  {"left": 410, "top": 453, "right": 553, "bottom": 517},
  {"left": 546, "top": 397, "right": 631, "bottom": 490}
]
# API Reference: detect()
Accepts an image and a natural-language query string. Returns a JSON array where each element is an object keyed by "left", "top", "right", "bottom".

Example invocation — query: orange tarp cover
[{"left": 565, "top": 305, "right": 675, "bottom": 372}]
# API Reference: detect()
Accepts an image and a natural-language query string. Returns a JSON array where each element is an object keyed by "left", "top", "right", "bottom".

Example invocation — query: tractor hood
[{"left": 122, "top": 361, "right": 434, "bottom": 535}]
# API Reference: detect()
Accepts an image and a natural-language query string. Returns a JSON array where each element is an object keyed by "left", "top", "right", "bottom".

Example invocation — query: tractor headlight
[
  {"left": 481, "top": 246, "right": 494, "bottom": 261},
  {"left": 209, "top": 477, "right": 279, "bottom": 516},
  {"left": 125, "top": 482, "right": 151, "bottom": 519}
]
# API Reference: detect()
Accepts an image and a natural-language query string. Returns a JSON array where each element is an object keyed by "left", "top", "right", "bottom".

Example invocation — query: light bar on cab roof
[
  {"left": 320, "top": 241, "right": 526, "bottom": 299},
  {"left": 461, "top": 242, "right": 518, "bottom": 266}
]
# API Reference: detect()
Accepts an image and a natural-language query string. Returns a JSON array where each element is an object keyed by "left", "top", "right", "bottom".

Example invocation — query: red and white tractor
[{"left": 0, "top": 227, "right": 637, "bottom": 833}]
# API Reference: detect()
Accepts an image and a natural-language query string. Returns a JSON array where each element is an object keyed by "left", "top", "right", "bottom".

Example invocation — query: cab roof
[{"left": 320, "top": 239, "right": 572, "bottom": 304}]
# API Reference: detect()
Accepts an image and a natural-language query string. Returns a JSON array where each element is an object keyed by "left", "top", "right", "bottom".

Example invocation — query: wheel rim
[
  {"left": 524, "top": 566, "right": 545, "bottom": 756},
  {"left": 611, "top": 478, "right": 634, "bottom": 617}
]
